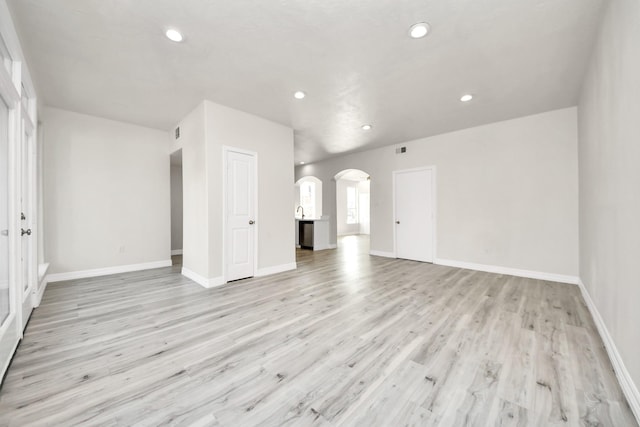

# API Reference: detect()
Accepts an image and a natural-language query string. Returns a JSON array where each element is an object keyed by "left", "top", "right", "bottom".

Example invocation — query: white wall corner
[
  {"left": 207, "top": 276, "right": 226, "bottom": 288},
  {"left": 171, "top": 249, "right": 183, "bottom": 256},
  {"left": 47, "top": 260, "right": 172, "bottom": 283},
  {"left": 434, "top": 258, "right": 579, "bottom": 285},
  {"left": 181, "top": 267, "right": 225, "bottom": 289},
  {"left": 577, "top": 280, "right": 640, "bottom": 421},
  {"left": 256, "top": 262, "right": 297, "bottom": 277},
  {"left": 369, "top": 250, "right": 396, "bottom": 258}
]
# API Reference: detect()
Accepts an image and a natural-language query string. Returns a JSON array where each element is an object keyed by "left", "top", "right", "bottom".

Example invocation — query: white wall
[
  {"left": 172, "top": 100, "right": 295, "bottom": 282},
  {"left": 44, "top": 107, "right": 171, "bottom": 274},
  {"left": 296, "top": 107, "right": 579, "bottom": 277},
  {"left": 578, "top": 0, "right": 640, "bottom": 407},
  {"left": 170, "top": 164, "right": 183, "bottom": 251},
  {"left": 204, "top": 101, "right": 295, "bottom": 277}
]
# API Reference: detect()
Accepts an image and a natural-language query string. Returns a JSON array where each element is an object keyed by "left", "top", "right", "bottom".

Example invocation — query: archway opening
[
  {"left": 334, "top": 169, "right": 370, "bottom": 253},
  {"left": 294, "top": 176, "right": 322, "bottom": 219}
]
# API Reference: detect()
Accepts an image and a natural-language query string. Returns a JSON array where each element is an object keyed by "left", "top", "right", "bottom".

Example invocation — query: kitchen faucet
[{"left": 296, "top": 206, "right": 305, "bottom": 219}]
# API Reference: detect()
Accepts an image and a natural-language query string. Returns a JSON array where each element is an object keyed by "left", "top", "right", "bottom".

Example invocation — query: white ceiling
[{"left": 9, "top": 0, "right": 605, "bottom": 164}]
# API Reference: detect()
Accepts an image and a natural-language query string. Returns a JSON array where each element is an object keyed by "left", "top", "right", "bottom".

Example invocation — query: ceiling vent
[{"left": 395, "top": 146, "right": 407, "bottom": 154}]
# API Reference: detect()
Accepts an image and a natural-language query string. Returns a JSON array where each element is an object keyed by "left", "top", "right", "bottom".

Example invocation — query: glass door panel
[{"left": 0, "top": 97, "right": 9, "bottom": 326}]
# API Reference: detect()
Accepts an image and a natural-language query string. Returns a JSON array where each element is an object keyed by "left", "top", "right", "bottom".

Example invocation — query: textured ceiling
[{"left": 9, "top": 0, "right": 605, "bottom": 163}]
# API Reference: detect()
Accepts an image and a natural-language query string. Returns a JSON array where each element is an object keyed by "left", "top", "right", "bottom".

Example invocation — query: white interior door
[
  {"left": 20, "top": 114, "right": 34, "bottom": 329},
  {"left": 394, "top": 167, "right": 435, "bottom": 262},
  {"left": 225, "top": 149, "right": 256, "bottom": 282}
]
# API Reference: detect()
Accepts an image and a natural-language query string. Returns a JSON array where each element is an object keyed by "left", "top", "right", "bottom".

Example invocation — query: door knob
[
  {"left": 249, "top": 220, "right": 255, "bottom": 225},
  {"left": 395, "top": 221, "right": 400, "bottom": 224},
  {"left": 21, "top": 228, "right": 31, "bottom": 236}
]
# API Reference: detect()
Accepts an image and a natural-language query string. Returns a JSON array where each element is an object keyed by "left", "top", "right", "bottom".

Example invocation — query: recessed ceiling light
[
  {"left": 300, "top": 161, "right": 305, "bottom": 165},
  {"left": 294, "top": 91, "right": 306, "bottom": 99},
  {"left": 361, "top": 124, "right": 372, "bottom": 131},
  {"left": 165, "top": 29, "right": 183, "bottom": 42},
  {"left": 409, "top": 22, "right": 430, "bottom": 39},
  {"left": 460, "top": 94, "right": 474, "bottom": 102}
]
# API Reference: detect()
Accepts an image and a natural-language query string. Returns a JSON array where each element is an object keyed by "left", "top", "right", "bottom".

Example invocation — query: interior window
[{"left": 299, "top": 181, "right": 315, "bottom": 219}]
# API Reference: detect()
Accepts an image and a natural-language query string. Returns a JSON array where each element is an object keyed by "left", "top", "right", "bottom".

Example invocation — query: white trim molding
[
  {"left": 32, "top": 276, "right": 47, "bottom": 308},
  {"left": 578, "top": 280, "right": 640, "bottom": 421},
  {"left": 37, "top": 262, "right": 50, "bottom": 283},
  {"left": 0, "top": 316, "right": 19, "bottom": 384},
  {"left": 369, "top": 250, "right": 396, "bottom": 258},
  {"left": 434, "top": 258, "right": 579, "bottom": 285},
  {"left": 47, "top": 260, "right": 172, "bottom": 283},
  {"left": 181, "top": 268, "right": 225, "bottom": 289},
  {"left": 313, "top": 243, "right": 337, "bottom": 251},
  {"left": 32, "top": 263, "right": 50, "bottom": 308},
  {"left": 256, "top": 262, "right": 297, "bottom": 277},
  {"left": 171, "top": 249, "right": 183, "bottom": 256}
]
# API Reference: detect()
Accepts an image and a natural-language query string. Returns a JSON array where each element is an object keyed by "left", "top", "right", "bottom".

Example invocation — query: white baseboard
[
  {"left": 0, "top": 315, "right": 19, "bottom": 382},
  {"left": 47, "top": 260, "right": 172, "bottom": 283},
  {"left": 33, "top": 277, "right": 48, "bottom": 308},
  {"left": 256, "top": 262, "right": 297, "bottom": 277},
  {"left": 578, "top": 280, "right": 640, "bottom": 421},
  {"left": 33, "top": 262, "right": 50, "bottom": 307},
  {"left": 434, "top": 258, "right": 579, "bottom": 285},
  {"left": 184, "top": 262, "right": 297, "bottom": 287},
  {"left": 313, "top": 244, "right": 337, "bottom": 251},
  {"left": 181, "top": 267, "right": 225, "bottom": 289},
  {"left": 37, "top": 262, "right": 50, "bottom": 283},
  {"left": 369, "top": 250, "right": 396, "bottom": 258},
  {"left": 171, "top": 249, "right": 183, "bottom": 256}
]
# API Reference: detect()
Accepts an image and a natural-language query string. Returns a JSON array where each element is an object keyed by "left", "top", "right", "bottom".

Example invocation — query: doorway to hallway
[{"left": 334, "top": 169, "right": 370, "bottom": 247}]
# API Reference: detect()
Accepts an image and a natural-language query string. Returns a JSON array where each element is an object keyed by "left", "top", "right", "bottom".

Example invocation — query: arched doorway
[
  {"left": 294, "top": 176, "right": 322, "bottom": 219},
  {"left": 334, "top": 169, "right": 370, "bottom": 252}
]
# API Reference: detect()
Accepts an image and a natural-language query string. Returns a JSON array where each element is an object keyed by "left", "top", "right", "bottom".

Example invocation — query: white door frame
[
  {"left": 222, "top": 145, "right": 258, "bottom": 283},
  {"left": 0, "top": 3, "right": 40, "bottom": 382},
  {"left": 0, "top": 61, "right": 21, "bottom": 379},
  {"left": 392, "top": 165, "right": 437, "bottom": 261}
]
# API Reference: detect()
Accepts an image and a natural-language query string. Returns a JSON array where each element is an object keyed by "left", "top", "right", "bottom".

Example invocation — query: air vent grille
[{"left": 395, "top": 146, "right": 407, "bottom": 154}]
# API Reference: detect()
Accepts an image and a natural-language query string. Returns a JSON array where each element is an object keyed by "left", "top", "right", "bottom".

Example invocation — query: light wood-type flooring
[{"left": 0, "top": 236, "right": 636, "bottom": 426}]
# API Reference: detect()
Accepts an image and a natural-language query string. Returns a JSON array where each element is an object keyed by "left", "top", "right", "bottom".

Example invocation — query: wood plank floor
[{"left": 0, "top": 236, "right": 636, "bottom": 426}]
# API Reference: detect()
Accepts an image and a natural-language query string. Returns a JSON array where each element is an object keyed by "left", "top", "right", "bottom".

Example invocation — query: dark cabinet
[{"left": 299, "top": 221, "right": 314, "bottom": 249}]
